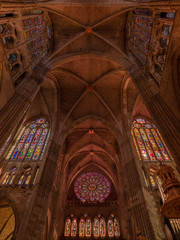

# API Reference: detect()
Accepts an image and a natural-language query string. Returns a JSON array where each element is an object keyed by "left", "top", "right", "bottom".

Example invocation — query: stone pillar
[
  {"left": 15, "top": 141, "right": 60, "bottom": 240},
  {"left": 0, "top": 64, "right": 48, "bottom": 149}
]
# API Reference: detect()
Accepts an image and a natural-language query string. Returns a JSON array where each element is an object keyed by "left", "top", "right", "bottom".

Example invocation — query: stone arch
[{"left": 0, "top": 197, "right": 18, "bottom": 240}]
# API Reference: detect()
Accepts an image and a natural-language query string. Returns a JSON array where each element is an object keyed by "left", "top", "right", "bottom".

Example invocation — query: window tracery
[
  {"left": 64, "top": 215, "right": 120, "bottom": 238},
  {"left": 131, "top": 118, "right": 172, "bottom": 161},
  {"left": 9, "top": 118, "right": 49, "bottom": 161},
  {"left": 74, "top": 172, "right": 111, "bottom": 203},
  {"left": 127, "top": 9, "right": 152, "bottom": 64}
]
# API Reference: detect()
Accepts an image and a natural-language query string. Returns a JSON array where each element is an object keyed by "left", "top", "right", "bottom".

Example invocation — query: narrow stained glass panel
[
  {"left": 25, "top": 175, "right": 31, "bottom": 185},
  {"left": 2, "top": 174, "right": 10, "bottom": 185},
  {"left": 108, "top": 218, "right": 114, "bottom": 237},
  {"left": 79, "top": 218, "right": 85, "bottom": 237},
  {"left": 93, "top": 218, "right": 99, "bottom": 237},
  {"left": 18, "top": 174, "right": 25, "bottom": 185},
  {"left": 32, "top": 128, "right": 48, "bottom": 160},
  {"left": 64, "top": 218, "right": 71, "bottom": 236},
  {"left": 100, "top": 217, "right": 106, "bottom": 237},
  {"left": 9, "top": 175, "right": 15, "bottom": 185},
  {"left": 114, "top": 218, "right": 120, "bottom": 237},
  {"left": 11, "top": 128, "right": 30, "bottom": 159},
  {"left": 86, "top": 218, "right": 91, "bottom": 237},
  {"left": 26, "top": 128, "right": 42, "bottom": 160},
  {"left": 71, "top": 218, "right": 77, "bottom": 237}
]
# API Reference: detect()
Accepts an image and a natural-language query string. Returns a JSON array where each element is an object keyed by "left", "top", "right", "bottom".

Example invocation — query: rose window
[{"left": 74, "top": 172, "right": 111, "bottom": 203}]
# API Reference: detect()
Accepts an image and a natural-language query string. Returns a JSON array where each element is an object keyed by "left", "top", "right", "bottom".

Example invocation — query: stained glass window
[
  {"left": 18, "top": 174, "right": 25, "bottom": 185},
  {"left": 93, "top": 217, "right": 99, "bottom": 237},
  {"left": 150, "top": 175, "right": 156, "bottom": 187},
  {"left": 79, "top": 217, "right": 85, "bottom": 237},
  {"left": 74, "top": 172, "right": 111, "bottom": 203},
  {"left": 21, "top": 10, "right": 51, "bottom": 68},
  {"left": 64, "top": 218, "right": 71, "bottom": 236},
  {"left": 131, "top": 118, "right": 172, "bottom": 161},
  {"left": 114, "top": 218, "right": 120, "bottom": 237},
  {"left": 71, "top": 218, "right": 77, "bottom": 237},
  {"left": 86, "top": 217, "right": 91, "bottom": 237},
  {"left": 100, "top": 217, "right": 106, "bottom": 237},
  {"left": 25, "top": 174, "right": 31, "bottom": 185},
  {"left": 108, "top": 218, "right": 114, "bottom": 237},
  {"left": 128, "top": 9, "right": 152, "bottom": 64},
  {"left": 9, "top": 118, "right": 49, "bottom": 161},
  {"left": 2, "top": 174, "right": 10, "bottom": 185}
]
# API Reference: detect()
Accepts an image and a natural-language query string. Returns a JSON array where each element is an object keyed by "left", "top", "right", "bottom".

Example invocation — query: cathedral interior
[{"left": 0, "top": 0, "right": 180, "bottom": 240}]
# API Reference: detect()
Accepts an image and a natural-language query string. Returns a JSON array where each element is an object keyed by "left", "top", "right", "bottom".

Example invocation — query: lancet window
[
  {"left": 131, "top": 118, "right": 172, "bottom": 161},
  {"left": 64, "top": 215, "right": 120, "bottom": 238},
  {"left": 71, "top": 218, "right": 77, "bottom": 236},
  {"left": 64, "top": 218, "right": 71, "bottom": 236},
  {"left": 79, "top": 217, "right": 85, "bottom": 237}
]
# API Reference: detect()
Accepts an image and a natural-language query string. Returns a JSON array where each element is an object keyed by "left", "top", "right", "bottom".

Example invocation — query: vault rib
[
  {"left": 49, "top": 31, "right": 85, "bottom": 60},
  {"left": 92, "top": 7, "right": 134, "bottom": 28},
  {"left": 43, "top": 7, "right": 86, "bottom": 28},
  {"left": 51, "top": 68, "right": 88, "bottom": 86},
  {"left": 92, "top": 68, "right": 122, "bottom": 86}
]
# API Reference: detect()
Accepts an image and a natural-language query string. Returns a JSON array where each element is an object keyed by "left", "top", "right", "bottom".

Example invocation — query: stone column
[
  {"left": 15, "top": 141, "right": 60, "bottom": 240},
  {"left": 0, "top": 64, "right": 48, "bottom": 149}
]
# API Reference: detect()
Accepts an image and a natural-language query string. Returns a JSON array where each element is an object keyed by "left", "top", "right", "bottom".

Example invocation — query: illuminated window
[
  {"left": 86, "top": 217, "right": 91, "bottom": 237},
  {"left": 93, "top": 217, "right": 99, "bottom": 237},
  {"left": 114, "top": 217, "right": 120, "bottom": 237},
  {"left": 25, "top": 174, "right": 31, "bottom": 185},
  {"left": 131, "top": 118, "right": 172, "bottom": 161},
  {"left": 79, "top": 217, "right": 85, "bottom": 237},
  {"left": 64, "top": 218, "right": 71, "bottom": 236},
  {"left": 18, "top": 174, "right": 25, "bottom": 185},
  {"left": 150, "top": 175, "right": 156, "bottom": 187},
  {"left": 21, "top": 10, "right": 51, "bottom": 67},
  {"left": 71, "top": 218, "right": 77, "bottom": 237},
  {"left": 2, "top": 174, "right": 10, "bottom": 185},
  {"left": 74, "top": 172, "right": 111, "bottom": 203},
  {"left": 108, "top": 218, "right": 114, "bottom": 237},
  {"left": 9, "top": 118, "right": 50, "bottom": 161},
  {"left": 100, "top": 217, "right": 106, "bottom": 237},
  {"left": 142, "top": 168, "right": 149, "bottom": 187}
]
